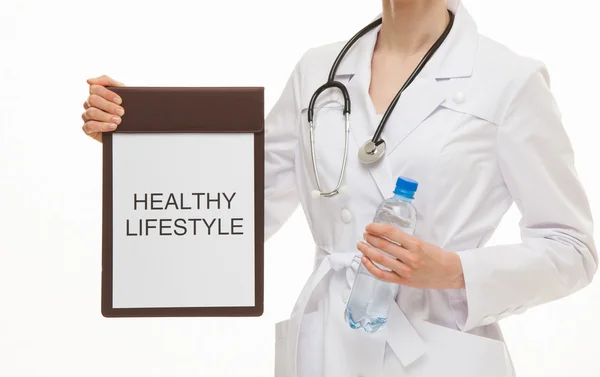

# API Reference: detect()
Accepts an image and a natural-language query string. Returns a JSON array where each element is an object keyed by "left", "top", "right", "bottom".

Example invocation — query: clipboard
[{"left": 101, "top": 87, "right": 264, "bottom": 318}]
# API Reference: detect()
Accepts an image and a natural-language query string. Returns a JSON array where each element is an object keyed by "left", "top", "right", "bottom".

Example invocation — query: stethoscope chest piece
[{"left": 358, "top": 139, "right": 386, "bottom": 164}]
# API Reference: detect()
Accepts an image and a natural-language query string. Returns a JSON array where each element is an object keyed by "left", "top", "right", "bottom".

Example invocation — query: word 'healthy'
[{"left": 124, "top": 192, "right": 245, "bottom": 237}]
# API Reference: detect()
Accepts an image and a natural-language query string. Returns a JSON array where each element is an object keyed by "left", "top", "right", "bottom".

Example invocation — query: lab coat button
[
  {"left": 340, "top": 208, "right": 353, "bottom": 223},
  {"left": 452, "top": 91, "right": 465, "bottom": 104}
]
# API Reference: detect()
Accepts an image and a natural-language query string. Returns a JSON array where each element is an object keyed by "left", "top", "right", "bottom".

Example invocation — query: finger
[
  {"left": 82, "top": 106, "right": 122, "bottom": 124},
  {"left": 365, "top": 223, "right": 421, "bottom": 251},
  {"left": 87, "top": 94, "right": 125, "bottom": 117},
  {"left": 363, "top": 233, "right": 419, "bottom": 268},
  {"left": 89, "top": 84, "right": 122, "bottom": 105},
  {"left": 83, "top": 130, "right": 103, "bottom": 143},
  {"left": 86, "top": 74, "right": 125, "bottom": 87},
  {"left": 82, "top": 120, "right": 117, "bottom": 135},
  {"left": 357, "top": 240, "right": 412, "bottom": 278},
  {"left": 361, "top": 256, "right": 407, "bottom": 285}
]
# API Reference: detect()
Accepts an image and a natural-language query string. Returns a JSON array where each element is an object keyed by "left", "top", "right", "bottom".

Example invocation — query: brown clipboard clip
[{"left": 101, "top": 86, "right": 264, "bottom": 318}]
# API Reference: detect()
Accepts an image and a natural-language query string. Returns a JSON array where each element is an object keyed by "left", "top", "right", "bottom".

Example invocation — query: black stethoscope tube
[
  {"left": 307, "top": 18, "right": 383, "bottom": 124},
  {"left": 373, "top": 10, "right": 455, "bottom": 144},
  {"left": 307, "top": 10, "right": 455, "bottom": 147}
]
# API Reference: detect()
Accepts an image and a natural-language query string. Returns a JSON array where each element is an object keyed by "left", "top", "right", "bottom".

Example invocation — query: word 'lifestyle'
[{"left": 126, "top": 217, "right": 244, "bottom": 236}]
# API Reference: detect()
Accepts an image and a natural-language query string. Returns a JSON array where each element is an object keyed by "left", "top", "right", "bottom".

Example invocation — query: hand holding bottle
[{"left": 358, "top": 225, "right": 465, "bottom": 290}]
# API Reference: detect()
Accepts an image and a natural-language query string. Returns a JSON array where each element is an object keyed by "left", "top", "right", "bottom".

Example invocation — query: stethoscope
[{"left": 308, "top": 10, "right": 455, "bottom": 198}]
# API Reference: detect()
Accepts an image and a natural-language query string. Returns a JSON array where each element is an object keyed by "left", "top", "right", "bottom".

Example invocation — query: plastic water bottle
[{"left": 344, "top": 176, "right": 418, "bottom": 333}]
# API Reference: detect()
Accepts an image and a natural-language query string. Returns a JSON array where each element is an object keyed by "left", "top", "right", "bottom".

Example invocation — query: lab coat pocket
[
  {"left": 409, "top": 319, "right": 513, "bottom": 377},
  {"left": 274, "top": 310, "right": 324, "bottom": 377},
  {"left": 275, "top": 318, "right": 289, "bottom": 377},
  {"left": 298, "top": 310, "right": 324, "bottom": 377}
]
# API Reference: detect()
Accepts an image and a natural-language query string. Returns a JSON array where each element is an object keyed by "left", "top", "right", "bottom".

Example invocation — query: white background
[{"left": 0, "top": 0, "right": 599, "bottom": 376}]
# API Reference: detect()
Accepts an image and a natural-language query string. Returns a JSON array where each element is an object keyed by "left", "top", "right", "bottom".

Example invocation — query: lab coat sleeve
[
  {"left": 452, "top": 66, "right": 598, "bottom": 332},
  {"left": 263, "top": 57, "right": 304, "bottom": 241}
]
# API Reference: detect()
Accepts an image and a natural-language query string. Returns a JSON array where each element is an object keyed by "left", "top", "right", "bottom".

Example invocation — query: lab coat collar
[
  {"left": 335, "top": 0, "right": 478, "bottom": 80},
  {"left": 333, "top": 0, "right": 478, "bottom": 200}
]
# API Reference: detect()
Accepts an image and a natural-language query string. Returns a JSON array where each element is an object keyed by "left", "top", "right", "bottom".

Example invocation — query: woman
[{"left": 81, "top": 0, "right": 597, "bottom": 376}]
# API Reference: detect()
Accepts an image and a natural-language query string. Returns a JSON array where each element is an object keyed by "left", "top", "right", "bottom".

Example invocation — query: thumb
[{"left": 87, "top": 74, "right": 125, "bottom": 87}]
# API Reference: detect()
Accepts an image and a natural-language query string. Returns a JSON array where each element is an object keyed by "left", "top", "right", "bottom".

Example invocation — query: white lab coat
[{"left": 265, "top": 1, "right": 597, "bottom": 376}]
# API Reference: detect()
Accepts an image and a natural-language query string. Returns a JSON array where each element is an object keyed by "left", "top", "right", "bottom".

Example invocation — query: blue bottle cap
[{"left": 394, "top": 176, "right": 418, "bottom": 199}]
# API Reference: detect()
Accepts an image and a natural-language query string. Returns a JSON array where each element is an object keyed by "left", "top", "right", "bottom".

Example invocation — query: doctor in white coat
[{"left": 81, "top": 0, "right": 597, "bottom": 376}]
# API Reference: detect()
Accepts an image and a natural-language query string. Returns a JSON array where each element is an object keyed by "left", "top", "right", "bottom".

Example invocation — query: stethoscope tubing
[
  {"left": 307, "top": 10, "right": 455, "bottom": 197},
  {"left": 373, "top": 10, "right": 455, "bottom": 143}
]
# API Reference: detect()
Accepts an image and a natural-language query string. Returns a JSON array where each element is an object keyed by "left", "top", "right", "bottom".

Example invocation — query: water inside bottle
[
  {"left": 344, "top": 263, "right": 397, "bottom": 332},
  {"left": 344, "top": 194, "right": 416, "bottom": 332}
]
